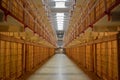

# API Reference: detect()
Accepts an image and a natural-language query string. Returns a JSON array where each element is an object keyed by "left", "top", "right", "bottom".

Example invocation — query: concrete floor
[{"left": 27, "top": 54, "right": 91, "bottom": 80}]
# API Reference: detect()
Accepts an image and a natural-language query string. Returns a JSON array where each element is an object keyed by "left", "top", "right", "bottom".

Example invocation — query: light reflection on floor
[{"left": 27, "top": 54, "right": 91, "bottom": 80}]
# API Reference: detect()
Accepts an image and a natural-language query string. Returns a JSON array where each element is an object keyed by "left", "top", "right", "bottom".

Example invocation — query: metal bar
[
  {"left": 68, "top": 34, "right": 117, "bottom": 48},
  {"left": 22, "top": 43, "right": 25, "bottom": 74},
  {"left": 9, "top": 41, "right": 12, "bottom": 79},
  {"left": 16, "top": 0, "right": 39, "bottom": 33},
  {"left": 81, "top": 0, "right": 100, "bottom": 23},
  {"left": 0, "top": 34, "right": 50, "bottom": 47},
  {"left": 0, "top": 34, "right": 24, "bottom": 43},
  {"left": 15, "top": 0, "right": 34, "bottom": 22},
  {"left": 66, "top": 0, "right": 120, "bottom": 47},
  {"left": 117, "top": 32, "right": 120, "bottom": 80}
]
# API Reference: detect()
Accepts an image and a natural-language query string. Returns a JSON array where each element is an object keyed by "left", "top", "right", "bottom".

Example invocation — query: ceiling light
[{"left": 55, "top": 2, "right": 66, "bottom": 8}]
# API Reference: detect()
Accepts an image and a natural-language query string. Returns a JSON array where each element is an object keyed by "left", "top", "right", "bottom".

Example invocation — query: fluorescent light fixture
[{"left": 55, "top": 2, "right": 66, "bottom": 8}]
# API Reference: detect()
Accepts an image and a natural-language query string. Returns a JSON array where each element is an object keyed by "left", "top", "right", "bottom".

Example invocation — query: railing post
[
  {"left": 23, "top": 1, "right": 26, "bottom": 27},
  {"left": 103, "top": 0, "right": 107, "bottom": 11},
  {"left": 103, "top": 0, "right": 111, "bottom": 21},
  {"left": 0, "top": 0, "right": 2, "bottom": 5},
  {"left": 117, "top": 31, "right": 120, "bottom": 80},
  {"left": 4, "top": 11, "right": 8, "bottom": 21}
]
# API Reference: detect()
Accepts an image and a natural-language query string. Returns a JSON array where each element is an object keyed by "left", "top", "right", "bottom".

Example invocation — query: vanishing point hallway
[{"left": 27, "top": 54, "right": 91, "bottom": 80}]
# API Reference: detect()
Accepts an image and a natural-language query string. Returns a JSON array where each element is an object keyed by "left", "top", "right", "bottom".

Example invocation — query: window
[
  {"left": 56, "top": 13, "right": 64, "bottom": 30},
  {"left": 55, "top": 2, "right": 66, "bottom": 8},
  {"left": 54, "top": 0, "right": 67, "bottom": 2},
  {"left": 57, "top": 19, "right": 64, "bottom": 21},
  {"left": 58, "top": 25, "right": 63, "bottom": 30},
  {"left": 56, "top": 13, "right": 64, "bottom": 21},
  {"left": 56, "top": 13, "right": 64, "bottom": 16},
  {"left": 57, "top": 22, "right": 64, "bottom": 24}
]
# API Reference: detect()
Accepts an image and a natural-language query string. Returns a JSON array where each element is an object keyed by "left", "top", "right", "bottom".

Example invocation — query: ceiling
[
  {"left": 22, "top": 0, "right": 89, "bottom": 47},
  {"left": 43, "top": 0, "right": 75, "bottom": 31},
  {"left": 42, "top": 0, "right": 75, "bottom": 47},
  {"left": 16, "top": 0, "right": 120, "bottom": 47},
  {"left": 7, "top": 0, "right": 87, "bottom": 47},
  {"left": 25, "top": 0, "right": 87, "bottom": 47}
]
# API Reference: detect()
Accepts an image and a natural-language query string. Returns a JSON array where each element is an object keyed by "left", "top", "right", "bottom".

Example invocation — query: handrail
[
  {"left": 0, "top": 0, "right": 57, "bottom": 46},
  {"left": 15, "top": 0, "right": 35, "bottom": 24},
  {"left": 64, "top": 0, "right": 120, "bottom": 46},
  {"left": 81, "top": 0, "right": 100, "bottom": 23}
]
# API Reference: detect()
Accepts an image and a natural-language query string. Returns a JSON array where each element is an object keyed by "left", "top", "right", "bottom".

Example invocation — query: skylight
[
  {"left": 56, "top": 13, "right": 64, "bottom": 16},
  {"left": 55, "top": 2, "right": 66, "bottom": 8},
  {"left": 57, "top": 17, "right": 64, "bottom": 20},
  {"left": 58, "top": 25, "right": 63, "bottom": 30},
  {"left": 58, "top": 24, "right": 63, "bottom": 26},
  {"left": 54, "top": 0, "right": 67, "bottom": 1},
  {"left": 57, "top": 21, "right": 63, "bottom": 24},
  {"left": 56, "top": 19, "right": 64, "bottom": 21},
  {"left": 56, "top": 13, "right": 64, "bottom": 30}
]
